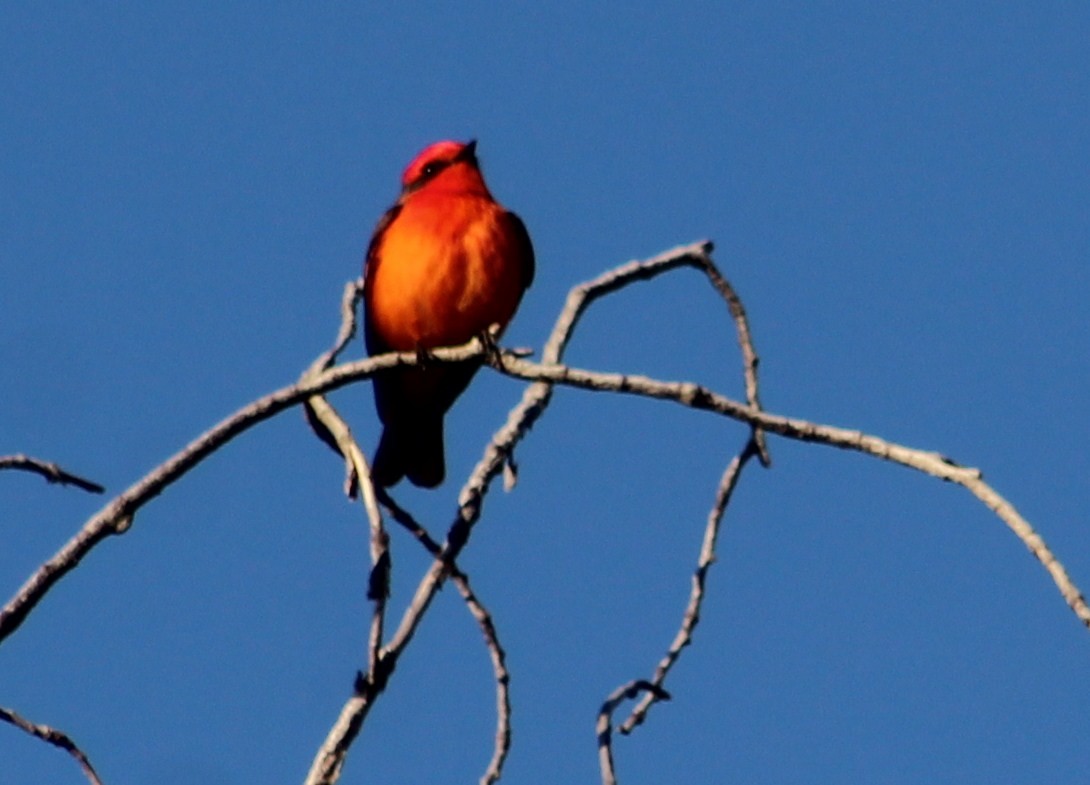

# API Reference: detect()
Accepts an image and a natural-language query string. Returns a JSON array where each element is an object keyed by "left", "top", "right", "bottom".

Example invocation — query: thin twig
[
  {"left": 0, "top": 455, "right": 104, "bottom": 494},
  {"left": 304, "top": 394, "right": 389, "bottom": 675},
  {"left": 298, "top": 282, "right": 390, "bottom": 677},
  {"left": 302, "top": 278, "right": 367, "bottom": 493},
  {"left": 0, "top": 705, "right": 105, "bottom": 785},
  {"left": 458, "top": 573, "right": 512, "bottom": 785},
  {"left": 689, "top": 257, "right": 771, "bottom": 465},
  {"left": 303, "top": 278, "right": 366, "bottom": 377},
  {"left": 373, "top": 490, "right": 513, "bottom": 785},
  {"left": 595, "top": 680, "right": 670, "bottom": 785},
  {"left": 620, "top": 437, "right": 761, "bottom": 734}
]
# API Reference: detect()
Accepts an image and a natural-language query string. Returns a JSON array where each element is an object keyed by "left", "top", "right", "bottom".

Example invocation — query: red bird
[{"left": 363, "top": 140, "right": 534, "bottom": 488}]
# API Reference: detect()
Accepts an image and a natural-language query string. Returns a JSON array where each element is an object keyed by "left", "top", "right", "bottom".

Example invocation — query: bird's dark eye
[{"left": 421, "top": 161, "right": 445, "bottom": 178}]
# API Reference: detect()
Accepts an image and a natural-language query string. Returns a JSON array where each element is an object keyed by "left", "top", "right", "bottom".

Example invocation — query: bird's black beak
[{"left": 460, "top": 139, "right": 479, "bottom": 163}]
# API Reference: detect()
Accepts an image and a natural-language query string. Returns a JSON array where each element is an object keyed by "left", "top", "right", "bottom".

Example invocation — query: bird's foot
[
  {"left": 477, "top": 325, "right": 505, "bottom": 368},
  {"left": 414, "top": 345, "right": 435, "bottom": 369}
]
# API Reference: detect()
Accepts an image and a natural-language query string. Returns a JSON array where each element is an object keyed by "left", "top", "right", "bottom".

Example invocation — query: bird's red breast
[{"left": 362, "top": 140, "right": 533, "bottom": 487}]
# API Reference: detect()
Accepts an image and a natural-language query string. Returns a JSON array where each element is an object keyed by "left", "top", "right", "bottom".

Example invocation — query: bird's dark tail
[{"left": 372, "top": 418, "right": 445, "bottom": 489}]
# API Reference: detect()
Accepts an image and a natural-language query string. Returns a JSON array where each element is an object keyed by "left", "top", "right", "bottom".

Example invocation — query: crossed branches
[{"left": 3, "top": 241, "right": 1086, "bottom": 785}]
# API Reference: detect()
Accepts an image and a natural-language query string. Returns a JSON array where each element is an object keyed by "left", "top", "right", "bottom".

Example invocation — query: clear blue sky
[{"left": 3, "top": 4, "right": 1089, "bottom": 784}]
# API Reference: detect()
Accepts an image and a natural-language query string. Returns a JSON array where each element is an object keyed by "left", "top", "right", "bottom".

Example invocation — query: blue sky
[{"left": 2, "top": 4, "right": 1089, "bottom": 783}]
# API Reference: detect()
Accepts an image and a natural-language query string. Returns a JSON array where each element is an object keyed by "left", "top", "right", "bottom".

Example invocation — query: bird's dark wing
[
  {"left": 504, "top": 210, "right": 535, "bottom": 291},
  {"left": 362, "top": 203, "right": 401, "bottom": 356}
]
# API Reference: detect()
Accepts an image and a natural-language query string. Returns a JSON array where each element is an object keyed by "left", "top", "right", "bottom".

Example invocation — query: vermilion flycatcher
[{"left": 363, "top": 140, "right": 534, "bottom": 488}]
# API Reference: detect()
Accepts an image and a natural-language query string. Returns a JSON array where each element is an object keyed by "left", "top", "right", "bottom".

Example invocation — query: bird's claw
[
  {"left": 414, "top": 345, "right": 435, "bottom": 369},
  {"left": 478, "top": 326, "right": 504, "bottom": 368}
]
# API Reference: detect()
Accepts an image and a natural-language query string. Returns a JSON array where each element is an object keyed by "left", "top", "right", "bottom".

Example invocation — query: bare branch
[
  {"left": 621, "top": 437, "right": 761, "bottom": 734},
  {"left": 303, "top": 394, "right": 389, "bottom": 675},
  {"left": 298, "top": 284, "right": 391, "bottom": 677},
  {"left": 306, "top": 484, "right": 514, "bottom": 785},
  {"left": 459, "top": 573, "right": 512, "bottom": 785},
  {"left": 302, "top": 278, "right": 368, "bottom": 491},
  {"left": 306, "top": 694, "right": 374, "bottom": 785},
  {"left": 596, "top": 681, "right": 671, "bottom": 785},
  {"left": 0, "top": 705, "right": 104, "bottom": 785},
  {"left": 688, "top": 257, "right": 771, "bottom": 465},
  {"left": 537, "top": 240, "right": 768, "bottom": 464},
  {"left": 373, "top": 491, "right": 512, "bottom": 785},
  {"left": 0, "top": 455, "right": 104, "bottom": 494},
  {"left": 303, "top": 278, "right": 366, "bottom": 378},
  {"left": 541, "top": 241, "right": 713, "bottom": 364},
  {"left": 0, "top": 343, "right": 485, "bottom": 647},
  {"left": 486, "top": 351, "right": 1090, "bottom": 629}
]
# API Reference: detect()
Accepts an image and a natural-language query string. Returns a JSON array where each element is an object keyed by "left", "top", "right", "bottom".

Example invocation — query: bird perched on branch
[{"left": 363, "top": 140, "right": 534, "bottom": 488}]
